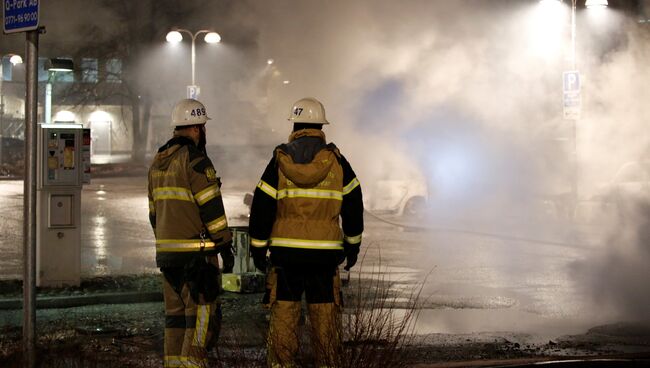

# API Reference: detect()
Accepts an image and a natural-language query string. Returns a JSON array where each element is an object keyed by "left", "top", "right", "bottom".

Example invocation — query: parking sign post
[
  {"left": 3, "top": 0, "right": 40, "bottom": 34},
  {"left": 563, "top": 71, "right": 581, "bottom": 120},
  {"left": 562, "top": 70, "right": 581, "bottom": 211},
  {"left": 5, "top": 2, "right": 40, "bottom": 367}
]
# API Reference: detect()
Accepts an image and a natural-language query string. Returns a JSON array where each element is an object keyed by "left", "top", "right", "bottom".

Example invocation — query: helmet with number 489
[
  {"left": 287, "top": 97, "right": 330, "bottom": 125},
  {"left": 171, "top": 98, "right": 211, "bottom": 127}
]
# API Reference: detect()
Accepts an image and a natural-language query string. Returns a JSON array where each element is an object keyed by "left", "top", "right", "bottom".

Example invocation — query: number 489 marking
[{"left": 190, "top": 108, "right": 206, "bottom": 117}]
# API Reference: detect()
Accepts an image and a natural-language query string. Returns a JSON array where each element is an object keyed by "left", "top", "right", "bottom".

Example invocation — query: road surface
[{"left": 0, "top": 176, "right": 637, "bottom": 341}]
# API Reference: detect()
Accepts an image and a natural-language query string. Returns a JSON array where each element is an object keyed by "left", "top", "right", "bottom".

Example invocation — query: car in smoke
[
  {"left": 607, "top": 161, "right": 650, "bottom": 201},
  {"left": 362, "top": 162, "right": 429, "bottom": 217},
  {"left": 584, "top": 161, "right": 650, "bottom": 220},
  {"left": 364, "top": 178, "right": 429, "bottom": 216}
]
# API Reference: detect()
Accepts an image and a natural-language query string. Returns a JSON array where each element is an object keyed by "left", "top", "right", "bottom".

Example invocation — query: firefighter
[
  {"left": 249, "top": 97, "right": 364, "bottom": 367},
  {"left": 148, "top": 98, "right": 234, "bottom": 367}
]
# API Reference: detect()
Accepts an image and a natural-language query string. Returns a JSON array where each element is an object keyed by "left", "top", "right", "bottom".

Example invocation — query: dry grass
[{"left": 338, "top": 260, "right": 425, "bottom": 368}]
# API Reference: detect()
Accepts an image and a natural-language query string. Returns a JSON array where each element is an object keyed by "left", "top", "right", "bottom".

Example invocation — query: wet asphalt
[{"left": 0, "top": 176, "right": 649, "bottom": 359}]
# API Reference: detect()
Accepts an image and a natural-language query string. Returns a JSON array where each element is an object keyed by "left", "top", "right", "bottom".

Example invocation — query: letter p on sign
[{"left": 563, "top": 71, "right": 580, "bottom": 93}]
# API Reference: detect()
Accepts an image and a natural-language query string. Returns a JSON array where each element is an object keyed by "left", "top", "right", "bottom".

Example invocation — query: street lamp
[
  {"left": 8, "top": 54, "right": 23, "bottom": 66},
  {"left": 534, "top": 0, "right": 609, "bottom": 207},
  {"left": 585, "top": 0, "right": 608, "bottom": 9},
  {"left": 165, "top": 28, "right": 221, "bottom": 98},
  {"left": 45, "top": 58, "right": 75, "bottom": 125}
]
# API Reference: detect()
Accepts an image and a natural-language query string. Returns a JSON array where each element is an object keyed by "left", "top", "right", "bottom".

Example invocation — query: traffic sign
[
  {"left": 562, "top": 71, "right": 581, "bottom": 120},
  {"left": 187, "top": 85, "right": 200, "bottom": 99},
  {"left": 563, "top": 71, "right": 580, "bottom": 93},
  {"left": 3, "top": 0, "right": 39, "bottom": 34}
]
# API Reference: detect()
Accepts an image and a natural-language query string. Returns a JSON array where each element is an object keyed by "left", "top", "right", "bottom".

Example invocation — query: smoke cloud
[
  {"left": 11, "top": 0, "right": 648, "bottom": 327},
  {"left": 229, "top": 0, "right": 650, "bottom": 325}
]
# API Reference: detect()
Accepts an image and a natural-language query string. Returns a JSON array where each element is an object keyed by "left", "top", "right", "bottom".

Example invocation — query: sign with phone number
[{"left": 3, "top": 0, "right": 39, "bottom": 34}]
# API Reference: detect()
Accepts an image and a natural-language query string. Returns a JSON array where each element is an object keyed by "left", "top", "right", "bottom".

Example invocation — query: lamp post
[
  {"left": 536, "top": 0, "right": 608, "bottom": 210},
  {"left": 165, "top": 28, "right": 221, "bottom": 99},
  {"left": 45, "top": 58, "right": 74, "bottom": 125},
  {"left": 0, "top": 54, "right": 23, "bottom": 164}
]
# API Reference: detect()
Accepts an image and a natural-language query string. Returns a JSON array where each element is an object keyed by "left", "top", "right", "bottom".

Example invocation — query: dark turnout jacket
[
  {"left": 248, "top": 129, "right": 364, "bottom": 267},
  {"left": 148, "top": 136, "right": 231, "bottom": 268}
]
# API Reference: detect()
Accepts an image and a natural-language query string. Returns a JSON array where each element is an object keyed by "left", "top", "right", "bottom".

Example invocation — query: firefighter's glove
[
  {"left": 251, "top": 248, "right": 268, "bottom": 272},
  {"left": 219, "top": 242, "right": 235, "bottom": 274},
  {"left": 184, "top": 256, "right": 220, "bottom": 303},
  {"left": 343, "top": 243, "right": 360, "bottom": 271}
]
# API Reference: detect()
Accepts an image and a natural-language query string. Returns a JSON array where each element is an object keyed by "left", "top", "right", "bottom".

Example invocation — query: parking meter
[{"left": 36, "top": 123, "right": 84, "bottom": 287}]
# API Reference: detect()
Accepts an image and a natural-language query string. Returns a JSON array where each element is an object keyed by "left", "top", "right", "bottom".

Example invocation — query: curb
[{"left": 0, "top": 291, "right": 163, "bottom": 310}]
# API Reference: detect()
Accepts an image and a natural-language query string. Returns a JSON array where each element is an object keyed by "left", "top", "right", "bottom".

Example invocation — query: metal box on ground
[
  {"left": 222, "top": 226, "right": 265, "bottom": 293},
  {"left": 222, "top": 272, "right": 265, "bottom": 293}
]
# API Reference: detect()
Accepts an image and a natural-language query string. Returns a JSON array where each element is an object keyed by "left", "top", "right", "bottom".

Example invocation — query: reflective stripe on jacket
[{"left": 148, "top": 136, "right": 231, "bottom": 267}]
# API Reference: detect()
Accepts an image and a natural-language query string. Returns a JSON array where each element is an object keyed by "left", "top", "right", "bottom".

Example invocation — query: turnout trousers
[
  {"left": 264, "top": 265, "right": 343, "bottom": 368},
  {"left": 162, "top": 261, "right": 222, "bottom": 368}
]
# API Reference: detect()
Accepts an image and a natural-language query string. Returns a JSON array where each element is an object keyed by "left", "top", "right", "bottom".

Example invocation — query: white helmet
[
  {"left": 287, "top": 97, "right": 330, "bottom": 125},
  {"left": 171, "top": 99, "right": 211, "bottom": 127}
]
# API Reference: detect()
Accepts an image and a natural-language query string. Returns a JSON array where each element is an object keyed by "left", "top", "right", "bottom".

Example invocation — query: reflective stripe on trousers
[{"left": 162, "top": 268, "right": 221, "bottom": 368}]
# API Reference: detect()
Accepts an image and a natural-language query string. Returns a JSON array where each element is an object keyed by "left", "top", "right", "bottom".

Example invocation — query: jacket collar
[
  {"left": 158, "top": 136, "right": 195, "bottom": 153},
  {"left": 288, "top": 128, "right": 326, "bottom": 142}
]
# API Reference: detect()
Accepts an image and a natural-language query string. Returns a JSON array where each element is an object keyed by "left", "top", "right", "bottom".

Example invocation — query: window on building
[
  {"left": 81, "top": 58, "right": 98, "bottom": 83},
  {"left": 1, "top": 57, "right": 12, "bottom": 81},
  {"left": 106, "top": 59, "right": 122, "bottom": 83},
  {"left": 38, "top": 58, "right": 48, "bottom": 82}
]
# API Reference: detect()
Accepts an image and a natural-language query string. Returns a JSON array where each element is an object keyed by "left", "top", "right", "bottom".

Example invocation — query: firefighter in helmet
[
  {"left": 148, "top": 98, "right": 234, "bottom": 367},
  {"left": 249, "top": 97, "right": 364, "bottom": 367}
]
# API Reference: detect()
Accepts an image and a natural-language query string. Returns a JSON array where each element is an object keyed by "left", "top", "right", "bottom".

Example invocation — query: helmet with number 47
[
  {"left": 287, "top": 97, "right": 330, "bottom": 125},
  {"left": 171, "top": 99, "right": 211, "bottom": 127}
]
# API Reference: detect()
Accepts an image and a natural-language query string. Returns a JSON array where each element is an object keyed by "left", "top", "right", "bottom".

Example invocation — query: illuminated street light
[
  {"left": 165, "top": 28, "right": 221, "bottom": 91},
  {"left": 204, "top": 32, "right": 221, "bottom": 44},
  {"left": 585, "top": 0, "right": 608, "bottom": 9},
  {"left": 9, "top": 54, "right": 23, "bottom": 65},
  {"left": 267, "top": 58, "right": 274, "bottom": 65},
  {"left": 165, "top": 30, "right": 183, "bottom": 43},
  {"left": 531, "top": 0, "right": 567, "bottom": 60},
  {"left": 45, "top": 58, "right": 75, "bottom": 125},
  {"left": 46, "top": 58, "right": 74, "bottom": 72}
]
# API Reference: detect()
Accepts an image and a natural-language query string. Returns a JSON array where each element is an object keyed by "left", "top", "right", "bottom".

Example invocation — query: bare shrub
[{"left": 337, "top": 256, "right": 425, "bottom": 368}]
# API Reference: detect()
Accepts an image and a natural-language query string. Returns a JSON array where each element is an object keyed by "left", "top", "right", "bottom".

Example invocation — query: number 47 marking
[{"left": 293, "top": 108, "right": 303, "bottom": 116}]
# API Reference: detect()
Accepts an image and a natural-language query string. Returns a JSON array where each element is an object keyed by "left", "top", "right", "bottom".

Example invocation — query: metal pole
[
  {"left": 571, "top": 0, "right": 578, "bottom": 206},
  {"left": 45, "top": 82, "right": 51, "bottom": 124},
  {"left": 23, "top": 29, "right": 39, "bottom": 368},
  {"left": 191, "top": 34, "right": 196, "bottom": 86},
  {"left": 0, "top": 62, "right": 4, "bottom": 164},
  {"left": 571, "top": 0, "right": 577, "bottom": 70}
]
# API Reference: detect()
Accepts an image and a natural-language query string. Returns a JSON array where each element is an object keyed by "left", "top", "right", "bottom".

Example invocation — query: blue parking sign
[
  {"left": 187, "top": 85, "right": 200, "bottom": 99},
  {"left": 563, "top": 71, "right": 580, "bottom": 93},
  {"left": 3, "top": 0, "right": 39, "bottom": 34}
]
